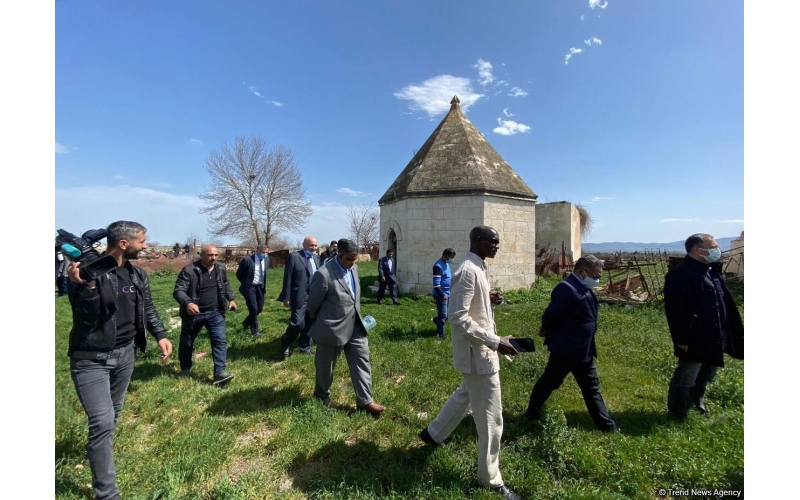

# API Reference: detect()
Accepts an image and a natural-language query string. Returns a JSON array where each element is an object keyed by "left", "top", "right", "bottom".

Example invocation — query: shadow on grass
[
  {"left": 127, "top": 359, "right": 174, "bottom": 392},
  {"left": 205, "top": 385, "right": 305, "bottom": 415},
  {"left": 289, "top": 438, "right": 464, "bottom": 495},
  {"left": 381, "top": 324, "right": 438, "bottom": 342},
  {"left": 563, "top": 409, "right": 674, "bottom": 436},
  {"left": 55, "top": 474, "right": 93, "bottom": 499},
  {"left": 226, "top": 337, "right": 285, "bottom": 363}
]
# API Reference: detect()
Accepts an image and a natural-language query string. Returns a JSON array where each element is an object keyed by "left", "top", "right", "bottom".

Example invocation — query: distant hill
[{"left": 582, "top": 236, "right": 737, "bottom": 253}]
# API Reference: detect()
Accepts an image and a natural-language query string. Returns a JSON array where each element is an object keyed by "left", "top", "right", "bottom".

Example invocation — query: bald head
[
  {"left": 303, "top": 236, "right": 318, "bottom": 253},
  {"left": 469, "top": 225, "right": 500, "bottom": 260},
  {"left": 199, "top": 245, "right": 219, "bottom": 268}
]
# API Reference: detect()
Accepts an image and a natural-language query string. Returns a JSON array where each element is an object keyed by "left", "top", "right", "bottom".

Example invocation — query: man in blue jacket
[
  {"left": 278, "top": 236, "right": 320, "bottom": 358},
  {"left": 376, "top": 249, "right": 399, "bottom": 305},
  {"left": 523, "top": 255, "right": 617, "bottom": 432},
  {"left": 664, "top": 233, "right": 744, "bottom": 420},
  {"left": 432, "top": 248, "right": 456, "bottom": 338},
  {"left": 236, "top": 244, "right": 269, "bottom": 336}
]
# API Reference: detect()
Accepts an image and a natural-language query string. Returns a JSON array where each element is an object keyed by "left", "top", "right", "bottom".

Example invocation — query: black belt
[{"left": 71, "top": 342, "right": 133, "bottom": 360}]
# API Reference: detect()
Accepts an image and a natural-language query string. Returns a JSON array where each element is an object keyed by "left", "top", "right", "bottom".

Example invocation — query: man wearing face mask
[
  {"left": 523, "top": 255, "right": 618, "bottom": 433},
  {"left": 432, "top": 248, "right": 456, "bottom": 339},
  {"left": 664, "top": 233, "right": 744, "bottom": 420}
]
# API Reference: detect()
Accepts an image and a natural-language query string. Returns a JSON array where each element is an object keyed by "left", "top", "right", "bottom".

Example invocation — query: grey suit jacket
[{"left": 306, "top": 259, "right": 367, "bottom": 347}]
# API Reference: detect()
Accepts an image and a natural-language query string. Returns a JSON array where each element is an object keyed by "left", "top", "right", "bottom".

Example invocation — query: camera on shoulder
[{"left": 56, "top": 228, "right": 118, "bottom": 281}]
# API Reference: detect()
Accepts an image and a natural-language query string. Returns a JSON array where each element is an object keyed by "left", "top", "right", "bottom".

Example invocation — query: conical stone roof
[{"left": 379, "top": 96, "right": 537, "bottom": 205}]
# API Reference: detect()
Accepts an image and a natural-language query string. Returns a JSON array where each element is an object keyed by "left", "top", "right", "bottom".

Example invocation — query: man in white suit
[
  {"left": 306, "top": 238, "right": 386, "bottom": 417},
  {"left": 419, "top": 226, "right": 522, "bottom": 500}
]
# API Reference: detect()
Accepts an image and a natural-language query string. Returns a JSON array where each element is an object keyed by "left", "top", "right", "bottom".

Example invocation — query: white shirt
[
  {"left": 252, "top": 257, "right": 265, "bottom": 285},
  {"left": 388, "top": 259, "right": 393, "bottom": 271},
  {"left": 449, "top": 252, "right": 501, "bottom": 375}
]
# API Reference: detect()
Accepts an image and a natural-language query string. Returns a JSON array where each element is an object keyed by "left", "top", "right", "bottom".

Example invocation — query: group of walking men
[{"left": 62, "top": 219, "right": 742, "bottom": 500}]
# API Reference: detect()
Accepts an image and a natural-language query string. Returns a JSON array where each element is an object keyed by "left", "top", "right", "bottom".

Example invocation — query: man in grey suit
[{"left": 306, "top": 238, "right": 386, "bottom": 417}]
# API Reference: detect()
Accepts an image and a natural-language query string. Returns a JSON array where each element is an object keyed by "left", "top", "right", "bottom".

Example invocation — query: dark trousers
[
  {"left": 667, "top": 358, "right": 718, "bottom": 418},
  {"left": 526, "top": 352, "right": 617, "bottom": 432},
  {"left": 242, "top": 285, "right": 265, "bottom": 330},
  {"left": 433, "top": 297, "right": 449, "bottom": 337},
  {"left": 57, "top": 276, "right": 69, "bottom": 296},
  {"left": 377, "top": 279, "right": 398, "bottom": 304},
  {"left": 70, "top": 342, "right": 136, "bottom": 500},
  {"left": 280, "top": 304, "right": 312, "bottom": 352},
  {"left": 179, "top": 309, "right": 228, "bottom": 376}
]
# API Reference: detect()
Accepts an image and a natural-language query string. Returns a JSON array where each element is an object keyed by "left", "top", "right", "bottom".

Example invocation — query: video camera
[{"left": 55, "top": 228, "right": 118, "bottom": 281}]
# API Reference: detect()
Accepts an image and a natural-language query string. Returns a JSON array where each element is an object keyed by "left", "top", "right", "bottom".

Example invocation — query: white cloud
[
  {"left": 584, "top": 37, "right": 603, "bottom": 46},
  {"left": 493, "top": 118, "right": 531, "bottom": 136},
  {"left": 473, "top": 58, "right": 494, "bottom": 86},
  {"left": 55, "top": 185, "right": 209, "bottom": 245},
  {"left": 589, "top": 0, "right": 609, "bottom": 9},
  {"left": 187, "top": 138, "right": 203, "bottom": 146},
  {"left": 267, "top": 100, "right": 284, "bottom": 107},
  {"left": 394, "top": 75, "right": 483, "bottom": 118},
  {"left": 660, "top": 218, "right": 701, "bottom": 223},
  {"left": 719, "top": 219, "right": 744, "bottom": 223},
  {"left": 508, "top": 87, "right": 528, "bottom": 97},
  {"left": 151, "top": 182, "right": 172, "bottom": 189},
  {"left": 564, "top": 47, "right": 584, "bottom": 65},
  {"left": 56, "top": 142, "right": 69, "bottom": 154},
  {"left": 248, "top": 86, "right": 263, "bottom": 98},
  {"left": 502, "top": 108, "right": 515, "bottom": 117},
  {"left": 580, "top": 15, "right": 585, "bottom": 21},
  {"left": 336, "top": 187, "right": 372, "bottom": 197},
  {"left": 591, "top": 196, "right": 613, "bottom": 202}
]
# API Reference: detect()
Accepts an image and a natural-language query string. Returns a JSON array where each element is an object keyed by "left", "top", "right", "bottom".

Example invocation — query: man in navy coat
[
  {"left": 524, "top": 255, "right": 617, "bottom": 432},
  {"left": 278, "top": 236, "right": 320, "bottom": 358},
  {"left": 664, "top": 233, "right": 744, "bottom": 420},
  {"left": 236, "top": 244, "right": 269, "bottom": 336},
  {"left": 376, "top": 249, "right": 399, "bottom": 305}
]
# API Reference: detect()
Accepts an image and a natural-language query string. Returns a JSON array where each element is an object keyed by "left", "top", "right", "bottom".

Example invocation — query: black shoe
[
  {"left": 251, "top": 327, "right": 261, "bottom": 337},
  {"left": 667, "top": 411, "right": 687, "bottom": 422},
  {"left": 419, "top": 428, "right": 439, "bottom": 447},
  {"left": 492, "top": 485, "right": 522, "bottom": 500},
  {"left": 694, "top": 401, "right": 708, "bottom": 416},
  {"left": 393, "top": 301, "right": 401, "bottom": 306},
  {"left": 281, "top": 348, "right": 290, "bottom": 359},
  {"left": 523, "top": 407, "right": 541, "bottom": 421},
  {"left": 297, "top": 349, "right": 313, "bottom": 356},
  {"left": 213, "top": 371, "right": 234, "bottom": 386},
  {"left": 376, "top": 301, "right": 382, "bottom": 305}
]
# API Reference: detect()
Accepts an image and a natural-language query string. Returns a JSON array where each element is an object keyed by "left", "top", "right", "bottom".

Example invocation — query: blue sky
[{"left": 55, "top": 0, "right": 744, "bottom": 247}]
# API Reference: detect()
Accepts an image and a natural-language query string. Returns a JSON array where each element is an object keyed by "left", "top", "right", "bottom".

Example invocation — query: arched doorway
[{"left": 388, "top": 229, "right": 397, "bottom": 257}]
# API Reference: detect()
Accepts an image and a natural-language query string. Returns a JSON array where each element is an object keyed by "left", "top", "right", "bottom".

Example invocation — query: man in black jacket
[
  {"left": 236, "top": 244, "right": 269, "bottom": 336},
  {"left": 66, "top": 220, "right": 173, "bottom": 500},
  {"left": 664, "top": 233, "right": 744, "bottom": 420},
  {"left": 278, "top": 236, "right": 320, "bottom": 358},
  {"left": 524, "top": 255, "right": 617, "bottom": 432},
  {"left": 173, "top": 245, "right": 237, "bottom": 385}
]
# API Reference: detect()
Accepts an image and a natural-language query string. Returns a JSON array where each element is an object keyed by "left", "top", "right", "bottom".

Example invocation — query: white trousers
[{"left": 428, "top": 372, "right": 504, "bottom": 488}]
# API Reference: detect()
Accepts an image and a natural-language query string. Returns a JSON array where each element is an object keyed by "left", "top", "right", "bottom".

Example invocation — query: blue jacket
[
  {"left": 378, "top": 256, "right": 397, "bottom": 283},
  {"left": 236, "top": 254, "right": 269, "bottom": 294},
  {"left": 432, "top": 258, "right": 452, "bottom": 299},
  {"left": 278, "top": 250, "right": 321, "bottom": 307},
  {"left": 541, "top": 273, "right": 599, "bottom": 362}
]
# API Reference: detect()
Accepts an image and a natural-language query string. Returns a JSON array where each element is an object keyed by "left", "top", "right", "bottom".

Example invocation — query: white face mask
[
  {"left": 703, "top": 247, "right": 721, "bottom": 263},
  {"left": 578, "top": 270, "right": 600, "bottom": 289}
]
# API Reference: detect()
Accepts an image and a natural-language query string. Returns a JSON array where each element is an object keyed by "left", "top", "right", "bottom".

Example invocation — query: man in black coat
[
  {"left": 664, "top": 233, "right": 744, "bottom": 420},
  {"left": 278, "top": 236, "right": 320, "bottom": 358},
  {"left": 376, "top": 249, "right": 399, "bottom": 305},
  {"left": 66, "top": 220, "right": 173, "bottom": 500},
  {"left": 173, "top": 245, "right": 237, "bottom": 385},
  {"left": 320, "top": 240, "right": 338, "bottom": 264},
  {"left": 236, "top": 244, "right": 269, "bottom": 336},
  {"left": 524, "top": 255, "right": 617, "bottom": 432}
]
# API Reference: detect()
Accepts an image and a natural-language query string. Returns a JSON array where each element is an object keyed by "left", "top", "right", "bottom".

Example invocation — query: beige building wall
[
  {"left": 727, "top": 231, "right": 744, "bottom": 278},
  {"left": 535, "top": 201, "right": 581, "bottom": 259},
  {"left": 380, "top": 194, "right": 536, "bottom": 294}
]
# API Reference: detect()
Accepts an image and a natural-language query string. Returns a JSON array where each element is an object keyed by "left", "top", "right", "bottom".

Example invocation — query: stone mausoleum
[{"left": 378, "top": 96, "right": 540, "bottom": 294}]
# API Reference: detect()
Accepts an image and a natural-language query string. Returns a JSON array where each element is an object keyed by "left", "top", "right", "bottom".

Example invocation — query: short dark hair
[
  {"left": 575, "top": 255, "right": 603, "bottom": 271},
  {"left": 337, "top": 238, "right": 358, "bottom": 255},
  {"left": 386, "top": 249, "right": 394, "bottom": 255},
  {"left": 106, "top": 221, "right": 146, "bottom": 247},
  {"left": 684, "top": 233, "right": 713, "bottom": 254},
  {"left": 442, "top": 248, "right": 456, "bottom": 258},
  {"left": 330, "top": 240, "right": 338, "bottom": 246}
]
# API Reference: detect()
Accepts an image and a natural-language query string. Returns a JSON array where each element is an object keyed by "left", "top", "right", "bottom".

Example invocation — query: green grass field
[{"left": 55, "top": 261, "right": 744, "bottom": 499}]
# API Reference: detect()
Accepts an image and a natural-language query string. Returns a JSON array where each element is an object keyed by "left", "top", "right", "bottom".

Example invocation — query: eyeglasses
[{"left": 578, "top": 269, "right": 601, "bottom": 280}]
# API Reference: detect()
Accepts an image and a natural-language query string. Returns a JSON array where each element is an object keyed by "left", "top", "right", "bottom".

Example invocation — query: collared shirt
[
  {"left": 449, "top": 251, "right": 501, "bottom": 375},
  {"left": 303, "top": 250, "right": 318, "bottom": 274},
  {"left": 332, "top": 256, "right": 355, "bottom": 294},
  {"left": 387, "top": 259, "right": 393, "bottom": 271},
  {"left": 252, "top": 256, "right": 266, "bottom": 285}
]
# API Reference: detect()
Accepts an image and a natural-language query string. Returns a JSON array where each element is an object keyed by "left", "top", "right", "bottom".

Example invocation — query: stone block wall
[{"left": 535, "top": 201, "right": 581, "bottom": 259}]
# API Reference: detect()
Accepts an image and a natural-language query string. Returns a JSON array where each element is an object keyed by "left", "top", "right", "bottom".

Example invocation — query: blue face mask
[
  {"left": 256, "top": 253, "right": 265, "bottom": 260},
  {"left": 447, "top": 259, "right": 454, "bottom": 264},
  {"left": 703, "top": 247, "right": 721, "bottom": 263}
]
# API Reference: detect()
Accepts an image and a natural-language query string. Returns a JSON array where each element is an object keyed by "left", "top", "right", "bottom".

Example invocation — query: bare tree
[
  {"left": 346, "top": 203, "right": 380, "bottom": 251},
  {"left": 199, "top": 135, "right": 311, "bottom": 246}
]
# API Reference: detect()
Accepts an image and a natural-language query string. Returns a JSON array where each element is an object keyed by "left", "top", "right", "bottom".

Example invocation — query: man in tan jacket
[{"left": 419, "top": 226, "right": 522, "bottom": 500}]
